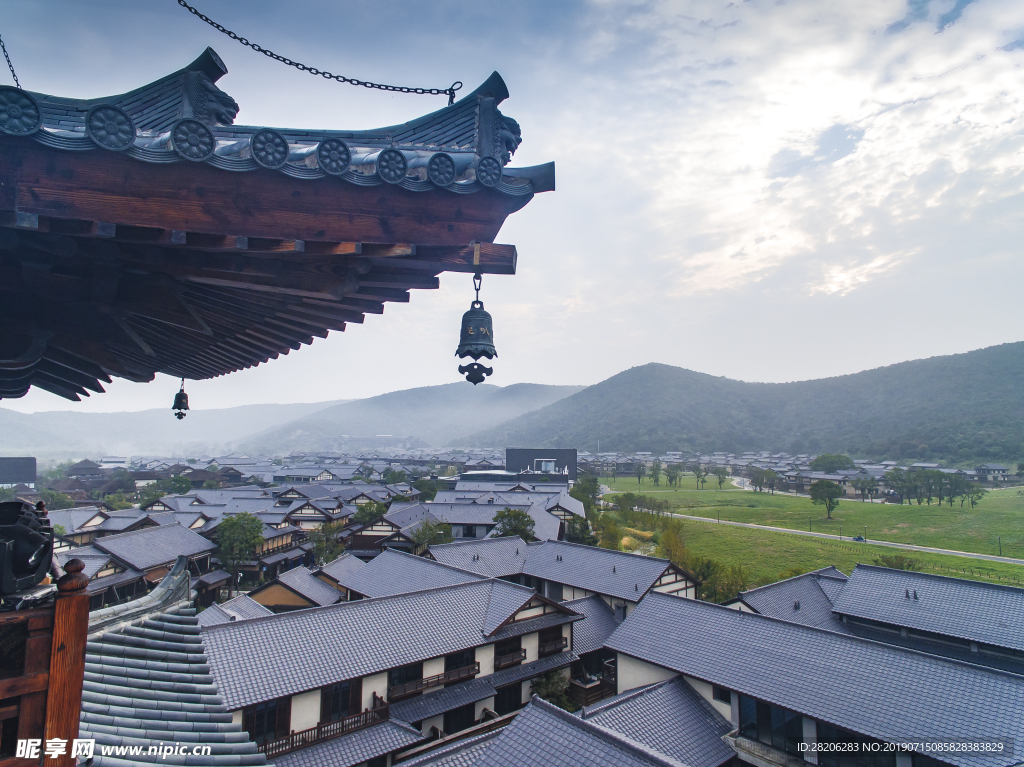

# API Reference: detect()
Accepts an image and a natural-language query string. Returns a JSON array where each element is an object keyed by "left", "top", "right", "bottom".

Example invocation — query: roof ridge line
[
  {"left": 579, "top": 680, "right": 669, "bottom": 719},
  {"left": 529, "top": 697, "right": 690, "bottom": 767},
  {"left": 851, "top": 563, "right": 1024, "bottom": 594},
  {"left": 642, "top": 591, "right": 1024, "bottom": 681},
  {"left": 543, "top": 539, "right": 671, "bottom": 564},
  {"left": 739, "top": 566, "right": 846, "bottom": 597}
]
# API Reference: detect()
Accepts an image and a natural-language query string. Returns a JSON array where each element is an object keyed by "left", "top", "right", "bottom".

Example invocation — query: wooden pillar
[{"left": 43, "top": 559, "right": 89, "bottom": 767}]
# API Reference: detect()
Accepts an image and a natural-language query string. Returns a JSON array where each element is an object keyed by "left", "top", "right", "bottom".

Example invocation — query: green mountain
[
  {"left": 240, "top": 382, "right": 585, "bottom": 452},
  {"left": 467, "top": 343, "right": 1024, "bottom": 463}
]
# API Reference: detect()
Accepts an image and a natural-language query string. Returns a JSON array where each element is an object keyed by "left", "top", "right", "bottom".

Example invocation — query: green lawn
[
  {"left": 603, "top": 475, "right": 739, "bottom": 493},
  {"left": 656, "top": 518, "right": 1024, "bottom": 589},
  {"left": 606, "top": 485, "right": 1024, "bottom": 560}
]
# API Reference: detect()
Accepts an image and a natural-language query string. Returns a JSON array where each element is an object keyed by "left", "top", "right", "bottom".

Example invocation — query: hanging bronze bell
[
  {"left": 172, "top": 380, "right": 190, "bottom": 420},
  {"left": 455, "top": 274, "right": 496, "bottom": 385}
]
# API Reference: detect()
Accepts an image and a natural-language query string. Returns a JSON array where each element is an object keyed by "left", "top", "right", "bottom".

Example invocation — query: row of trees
[
  {"left": 633, "top": 460, "right": 730, "bottom": 490},
  {"left": 883, "top": 468, "right": 988, "bottom": 508}
]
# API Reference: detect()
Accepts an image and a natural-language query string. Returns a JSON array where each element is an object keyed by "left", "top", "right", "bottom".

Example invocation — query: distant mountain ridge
[
  {"left": 239, "top": 382, "right": 585, "bottom": 453},
  {"left": 0, "top": 401, "right": 345, "bottom": 459},
  {"left": 466, "top": 343, "right": 1024, "bottom": 462}
]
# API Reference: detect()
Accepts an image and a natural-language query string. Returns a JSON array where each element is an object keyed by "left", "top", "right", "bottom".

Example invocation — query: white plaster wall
[
  {"left": 522, "top": 676, "right": 533, "bottom": 704},
  {"left": 291, "top": 689, "right": 321, "bottom": 732},
  {"left": 522, "top": 632, "right": 539, "bottom": 663},
  {"left": 804, "top": 718, "right": 819, "bottom": 765},
  {"left": 616, "top": 654, "right": 676, "bottom": 695},
  {"left": 231, "top": 710, "right": 242, "bottom": 727},
  {"left": 476, "top": 643, "right": 494, "bottom": 676},
  {"left": 362, "top": 672, "right": 388, "bottom": 710},
  {"left": 562, "top": 621, "right": 572, "bottom": 652},
  {"left": 421, "top": 714, "right": 443, "bottom": 737},
  {"left": 423, "top": 657, "right": 445, "bottom": 678},
  {"left": 683, "top": 676, "right": 731, "bottom": 721},
  {"left": 474, "top": 696, "right": 495, "bottom": 721}
]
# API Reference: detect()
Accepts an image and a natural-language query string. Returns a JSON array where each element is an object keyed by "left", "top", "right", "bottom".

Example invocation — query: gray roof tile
[
  {"left": 197, "top": 596, "right": 274, "bottom": 627},
  {"left": 317, "top": 552, "right": 366, "bottom": 585},
  {"left": 579, "top": 678, "right": 734, "bottom": 767},
  {"left": 605, "top": 592, "right": 1024, "bottom": 767},
  {"left": 273, "top": 567, "right": 343, "bottom": 606},
  {"left": 93, "top": 523, "right": 215, "bottom": 571},
  {"left": 831, "top": 564, "right": 1024, "bottom": 652},
  {"left": 339, "top": 549, "right": 484, "bottom": 598},
  {"left": 563, "top": 595, "right": 619, "bottom": 655},
  {"left": 738, "top": 569, "right": 850, "bottom": 633},
  {"left": 202, "top": 580, "right": 577, "bottom": 710},
  {"left": 428, "top": 537, "right": 528, "bottom": 578}
]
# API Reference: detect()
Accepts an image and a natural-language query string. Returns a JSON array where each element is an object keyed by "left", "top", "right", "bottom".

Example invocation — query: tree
[
  {"left": 410, "top": 518, "right": 453, "bottom": 549},
  {"left": 761, "top": 469, "right": 777, "bottom": 494},
  {"left": 570, "top": 474, "right": 601, "bottom": 516},
  {"left": 809, "top": 480, "right": 843, "bottom": 519},
  {"left": 352, "top": 500, "right": 389, "bottom": 526},
  {"left": 850, "top": 477, "right": 875, "bottom": 502},
  {"left": 493, "top": 507, "right": 535, "bottom": 542},
  {"left": 202, "top": 478, "right": 221, "bottom": 490},
  {"left": 634, "top": 463, "right": 647, "bottom": 486},
  {"left": 39, "top": 489, "right": 75, "bottom": 510},
  {"left": 217, "top": 513, "right": 264, "bottom": 597},
  {"left": 412, "top": 477, "right": 445, "bottom": 502},
  {"left": 530, "top": 669, "right": 576, "bottom": 712},
  {"left": 966, "top": 485, "right": 988, "bottom": 509},
  {"left": 307, "top": 521, "right": 347, "bottom": 565},
  {"left": 139, "top": 476, "right": 192, "bottom": 506},
  {"left": 692, "top": 463, "right": 708, "bottom": 489},
  {"left": 650, "top": 459, "right": 662, "bottom": 487},
  {"left": 597, "top": 517, "right": 622, "bottom": 551},
  {"left": 809, "top": 454, "right": 855, "bottom": 473},
  {"left": 563, "top": 516, "right": 598, "bottom": 546},
  {"left": 883, "top": 468, "right": 910, "bottom": 505},
  {"left": 713, "top": 467, "right": 729, "bottom": 490},
  {"left": 873, "top": 554, "right": 920, "bottom": 571},
  {"left": 383, "top": 469, "right": 407, "bottom": 485},
  {"left": 656, "top": 522, "right": 688, "bottom": 564},
  {"left": 104, "top": 491, "right": 134, "bottom": 510}
]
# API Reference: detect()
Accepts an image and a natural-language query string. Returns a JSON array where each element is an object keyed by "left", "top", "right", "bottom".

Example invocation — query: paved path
[
  {"left": 602, "top": 481, "right": 1023, "bottom": 566},
  {"left": 664, "top": 512, "right": 1024, "bottom": 566}
]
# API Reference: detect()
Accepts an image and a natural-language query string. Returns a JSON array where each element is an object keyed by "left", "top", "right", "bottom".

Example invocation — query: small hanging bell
[
  {"left": 455, "top": 273, "right": 496, "bottom": 385},
  {"left": 172, "top": 379, "right": 190, "bottom": 420}
]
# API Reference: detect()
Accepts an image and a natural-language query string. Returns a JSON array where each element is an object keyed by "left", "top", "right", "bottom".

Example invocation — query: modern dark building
[
  {"left": 505, "top": 449, "right": 577, "bottom": 481},
  {"left": 0, "top": 456, "right": 36, "bottom": 486}
]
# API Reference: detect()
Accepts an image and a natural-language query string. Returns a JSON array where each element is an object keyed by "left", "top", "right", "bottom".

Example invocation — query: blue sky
[{"left": 4, "top": 0, "right": 1024, "bottom": 412}]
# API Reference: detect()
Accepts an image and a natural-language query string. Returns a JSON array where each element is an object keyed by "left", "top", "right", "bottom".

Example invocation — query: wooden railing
[
  {"left": 388, "top": 662, "right": 480, "bottom": 700},
  {"left": 538, "top": 636, "right": 568, "bottom": 657},
  {"left": 569, "top": 677, "right": 615, "bottom": 707},
  {"left": 494, "top": 648, "right": 526, "bottom": 670},
  {"left": 257, "top": 701, "right": 390, "bottom": 758}
]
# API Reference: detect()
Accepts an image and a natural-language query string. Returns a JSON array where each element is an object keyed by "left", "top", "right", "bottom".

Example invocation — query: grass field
[
  {"left": 604, "top": 483, "right": 1024, "bottom": 560},
  {"left": 644, "top": 517, "right": 1024, "bottom": 589}
]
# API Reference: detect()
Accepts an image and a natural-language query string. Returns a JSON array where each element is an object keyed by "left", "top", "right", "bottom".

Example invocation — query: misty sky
[{"left": 3, "top": 0, "right": 1023, "bottom": 413}]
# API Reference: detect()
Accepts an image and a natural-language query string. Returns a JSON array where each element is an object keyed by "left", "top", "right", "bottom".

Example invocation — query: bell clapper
[
  {"left": 172, "top": 378, "right": 190, "bottom": 420},
  {"left": 455, "top": 272, "right": 497, "bottom": 384}
]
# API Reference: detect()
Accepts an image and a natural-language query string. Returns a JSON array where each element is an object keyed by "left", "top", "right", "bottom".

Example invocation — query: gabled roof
[
  {"left": 202, "top": 579, "right": 580, "bottom": 710},
  {"left": 426, "top": 696, "right": 686, "bottom": 767},
  {"left": 316, "top": 552, "right": 367, "bottom": 585},
  {"left": 831, "top": 564, "right": 1024, "bottom": 652},
  {"left": 92, "top": 523, "right": 215, "bottom": 571},
  {"left": 578, "top": 678, "right": 734, "bottom": 767},
  {"left": 605, "top": 592, "right": 1024, "bottom": 767},
  {"left": 197, "top": 594, "right": 274, "bottom": 627},
  {"left": 274, "top": 718, "right": 423, "bottom": 767},
  {"left": 563, "top": 595, "right": 619, "bottom": 655},
  {"left": 270, "top": 566, "right": 344, "bottom": 607},
  {"left": 522, "top": 541, "right": 682, "bottom": 603},
  {"left": 338, "top": 548, "right": 484, "bottom": 599},
  {"left": 736, "top": 566, "right": 850, "bottom": 632},
  {"left": 428, "top": 536, "right": 529, "bottom": 578}
]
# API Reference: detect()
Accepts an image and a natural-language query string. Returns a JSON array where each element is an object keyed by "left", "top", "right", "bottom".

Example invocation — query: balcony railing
[
  {"left": 388, "top": 662, "right": 480, "bottom": 700},
  {"left": 538, "top": 636, "right": 568, "bottom": 657},
  {"left": 257, "top": 700, "right": 389, "bottom": 758},
  {"left": 569, "top": 677, "right": 615, "bottom": 707},
  {"left": 494, "top": 648, "right": 527, "bottom": 670}
]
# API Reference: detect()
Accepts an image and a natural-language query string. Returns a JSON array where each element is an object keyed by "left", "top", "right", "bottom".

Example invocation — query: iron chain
[
  {"left": 0, "top": 30, "right": 19, "bottom": 88},
  {"left": 176, "top": 0, "right": 462, "bottom": 104}
]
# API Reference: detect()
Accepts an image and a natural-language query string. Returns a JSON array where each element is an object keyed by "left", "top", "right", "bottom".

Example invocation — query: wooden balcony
[
  {"left": 538, "top": 636, "right": 568, "bottom": 657},
  {"left": 569, "top": 677, "right": 615, "bottom": 707},
  {"left": 494, "top": 648, "right": 527, "bottom": 670},
  {"left": 388, "top": 662, "right": 480, "bottom": 701},
  {"left": 257, "top": 700, "right": 389, "bottom": 759}
]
